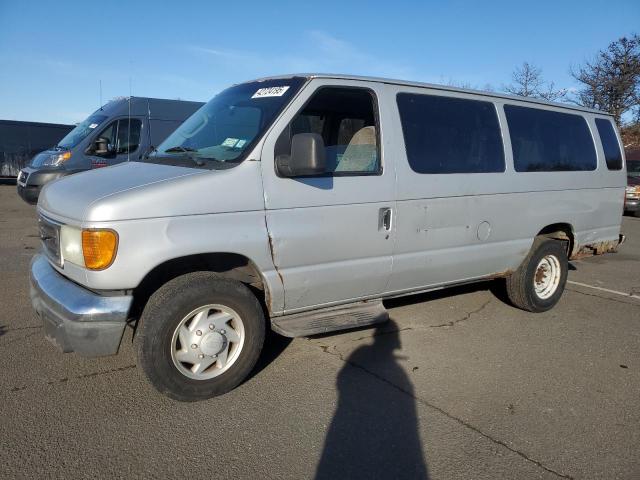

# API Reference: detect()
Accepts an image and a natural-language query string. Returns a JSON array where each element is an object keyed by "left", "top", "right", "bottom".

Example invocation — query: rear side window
[
  {"left": 595, "top": 118, "right": 622, "bottom": 170},
  {"left": 504, "top": 105, "right": 596, "bottom": 172},
  {"left": 149, "top": 119, "right": 181, "bottom": 147},
  {"left": 396, "top": 93, "right": 505, "bottom": 174}
]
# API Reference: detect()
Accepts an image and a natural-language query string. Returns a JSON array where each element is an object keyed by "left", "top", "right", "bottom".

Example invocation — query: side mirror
[
  {"left": 93, "top": 137, "right": 116, "bottom": 158},
  {"left": 276, "top": 133, "right": 326, "bottom": 177}
]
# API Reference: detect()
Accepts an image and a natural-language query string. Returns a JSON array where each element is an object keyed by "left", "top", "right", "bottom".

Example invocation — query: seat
[{"left": 335, "top": 126, "right": 377, "bottom": 173}]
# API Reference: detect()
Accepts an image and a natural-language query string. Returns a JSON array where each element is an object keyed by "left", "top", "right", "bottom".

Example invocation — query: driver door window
[
  {"left": 96, "top": 121, "right": 116, "bottom": 149},
  {"left": 115, "top": 118, "right": 142, "bottom": 154},
  {"left": 279, "top": 87, "right": 380, "bottom": 175},
  {"left": 93, "top": 119, "right": 142, "bottom": 155}
]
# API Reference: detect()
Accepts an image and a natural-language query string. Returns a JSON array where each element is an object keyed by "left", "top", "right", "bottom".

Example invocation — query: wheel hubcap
[
  {"left": 533, "top": 254, "right": 561, "bottom": 300},
  {"left": 200, "top": 332, "right": 226, "bottom": 356},
  {"left": 170, "top": 304, "right": 245, "bottom": 380}
]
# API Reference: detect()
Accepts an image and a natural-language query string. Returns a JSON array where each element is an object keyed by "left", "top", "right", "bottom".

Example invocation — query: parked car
[
  {"left": 625, "top": 160, "right": 640, "bottom": 216},
  {"left": 29, "top": 74, "right": 625, "bottom": 401},
  {"left": 16, "top": 97, "right": 204, "bottom": 204}
]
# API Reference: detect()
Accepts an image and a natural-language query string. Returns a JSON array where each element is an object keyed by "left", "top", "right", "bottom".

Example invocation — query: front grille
[{"left": 38, "top": 214, "right": 61, "bottom": 266}]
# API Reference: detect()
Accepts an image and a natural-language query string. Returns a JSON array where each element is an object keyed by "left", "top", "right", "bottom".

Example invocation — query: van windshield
[
  {"left": 628, "top": 160, "right": 640, "bottom": 177},
  {"left": 145, "top": 77, "right": 305, "bottom": 169},
  {"left": 56, "top": 114, "right": 108, "bottom": 149}
]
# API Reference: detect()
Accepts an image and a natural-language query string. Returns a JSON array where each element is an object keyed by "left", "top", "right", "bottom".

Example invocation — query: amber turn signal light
[{"left": 82, "top": 229, "right": 118, "bottom": 270}]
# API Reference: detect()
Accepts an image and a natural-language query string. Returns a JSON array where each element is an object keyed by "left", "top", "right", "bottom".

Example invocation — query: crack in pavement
[
  {"left": 428, "top": 299, "right": 493, "bottom": 328},
  {"left": 8, "top": 364, "right": 137, "bottom": 393},
  {"left": 314, "top": 337, "right": 573, "bottom": 480},
  {"left": 312, "top": 299, "right": 490, "bottom": 346},
  {"left": 349, "top": 326, "right": 413, "bottom": 343},
  {"left": 1, "top": 325, "right": 42, "bottom": 332},
  {"left": 566, "top": 287, "right": 640, "bottom": 307},
  {"left": 0, "top": 330, "right": 42, "bottom": 347}
]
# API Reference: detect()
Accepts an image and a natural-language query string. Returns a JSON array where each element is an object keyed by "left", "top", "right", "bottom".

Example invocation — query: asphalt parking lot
[{"left": 0, "top": 184, "right": 638, "bottom": 480}]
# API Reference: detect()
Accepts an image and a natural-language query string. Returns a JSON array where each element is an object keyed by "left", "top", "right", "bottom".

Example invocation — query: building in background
[{"left": 0, "top": 120, "right": 74, "bottom": 178}]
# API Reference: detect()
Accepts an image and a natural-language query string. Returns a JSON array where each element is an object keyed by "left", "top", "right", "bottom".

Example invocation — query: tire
[
  {"left": 137, "top": 272, "right": 265, "bottom": 401},
  {"left": 506, "top": 237, "right": 568, "bottom": 312}
]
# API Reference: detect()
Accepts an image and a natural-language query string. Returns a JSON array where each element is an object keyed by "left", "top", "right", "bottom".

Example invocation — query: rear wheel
[
  {"left": 506, "top": 237, "right": 568, "bottom": 312},
  {"left": 137, "top": 272, "right": 265, "bottom": 401}
]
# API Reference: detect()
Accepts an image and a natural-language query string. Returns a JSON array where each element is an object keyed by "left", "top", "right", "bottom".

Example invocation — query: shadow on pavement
[
  {"left": 315, "top": 320, "right": 429, "bottom": 479},
  {"left": 384, "top": 280, "right": 495, "bottom": 310},
  {"left": 247, "top": 329, "right": 293, "bottom": 380},
  {"left": 0, "top": 325, "right": 6, "bottom": 337}
]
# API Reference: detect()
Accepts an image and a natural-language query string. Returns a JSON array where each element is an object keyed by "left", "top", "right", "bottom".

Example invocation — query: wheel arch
[
  {"left": 536, "top": 222, "right": 575, "bottom": 256},
  {"left": 130, "top": 252, "right": 272, "bottom": 324}
]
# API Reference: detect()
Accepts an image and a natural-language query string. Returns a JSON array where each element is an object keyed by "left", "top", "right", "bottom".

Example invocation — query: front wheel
[
  {"left": 506, "top": 237, "right": 568, "bottom": 312},
  {"left": 137, "top": 272, "right": 265, "bottom": 401}
]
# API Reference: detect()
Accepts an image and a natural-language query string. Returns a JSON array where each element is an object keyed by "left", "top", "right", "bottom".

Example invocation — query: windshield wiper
[
  {"left": 163, "top": 146, "right": 204, "bottom": 166},
  {"left": 165, "top": 146, "right": 198, "bottom": 153}
]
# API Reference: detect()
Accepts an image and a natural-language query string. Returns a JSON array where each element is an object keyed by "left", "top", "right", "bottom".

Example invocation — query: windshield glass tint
[
  {"left": 151, "top": 78, "right": 305, "bottom": 168},
  {"left": 57, "top": 114, "right": 108, "bottom": 149}
]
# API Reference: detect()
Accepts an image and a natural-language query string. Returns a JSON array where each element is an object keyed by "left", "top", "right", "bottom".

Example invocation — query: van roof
[
  {"left": 96, "top": 97, "right": 204, "bottom": 119},
  {"left": 248, "top": 73, "right": 612, "bottom": 117}
]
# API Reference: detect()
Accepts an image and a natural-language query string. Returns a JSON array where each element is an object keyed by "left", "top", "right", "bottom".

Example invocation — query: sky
[{"left": 0, "top": 0, "right": 638, "bottom": 125}]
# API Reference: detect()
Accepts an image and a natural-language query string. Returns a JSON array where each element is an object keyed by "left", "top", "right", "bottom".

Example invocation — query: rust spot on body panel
[
  {"left": 485, "top": 269, "right": 514, "bottom": 280},
  {"left": 570, "top": 239, "right": 621, "bottom": 260}
]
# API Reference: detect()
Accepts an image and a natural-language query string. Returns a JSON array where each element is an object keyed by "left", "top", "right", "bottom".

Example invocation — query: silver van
[{"left": 29, "top": 74, "right": 626, "bottom": 401}]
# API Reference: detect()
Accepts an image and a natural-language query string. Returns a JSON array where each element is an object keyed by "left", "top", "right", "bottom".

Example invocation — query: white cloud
[{"left": 188, "top": 30, "right": 414, "bottom": 80}]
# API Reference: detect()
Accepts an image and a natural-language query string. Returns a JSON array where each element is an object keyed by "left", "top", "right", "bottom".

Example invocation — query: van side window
[
  {"left": 396, "top": 93, "right": 505, "bottom": 174},
  {"left": 115, "top": 118, "right": 142, "bottom": 154},
  {"left": 504, "top": 105, "right": 597, "bottom": 172},
  {"left": 594, "top": 118, "right": 622, "bottom": 170},
  {"left": 149, "top": 120, "right": 180, "bottom": 148},
  {"left": 279, "top": 87, "right": 380, "bottom": 175}
]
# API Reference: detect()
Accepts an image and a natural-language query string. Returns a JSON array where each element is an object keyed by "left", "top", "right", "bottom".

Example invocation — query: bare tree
[
  {"left": 571, "top": 34, "right": 640, "bottom": 125},
  {"left": 443, "top": 78, "right": 495, "bottom": 92},
  {"left": 504, "top": 62, "right": 567, "bottom": 101}
]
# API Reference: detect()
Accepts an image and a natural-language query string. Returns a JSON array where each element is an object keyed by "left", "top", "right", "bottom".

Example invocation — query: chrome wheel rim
[
  {"left": 170, "top": 304, "right": 245, "bottom": 380},
  {"left": 534, "top": 255, "right": 561, "bottom": 300}
]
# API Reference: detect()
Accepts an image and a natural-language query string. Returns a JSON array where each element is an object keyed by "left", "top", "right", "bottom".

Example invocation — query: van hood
[
  {"left": 38, "top": 162, "right": 203, "bottom": 221},
  {"left": 38, "top": 161, "right": 265, "bottom": 223}
]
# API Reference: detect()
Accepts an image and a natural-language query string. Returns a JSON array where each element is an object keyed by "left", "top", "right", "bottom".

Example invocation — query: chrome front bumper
[{"left": 29, "top": 254, "right": 133, "bottom": 357}]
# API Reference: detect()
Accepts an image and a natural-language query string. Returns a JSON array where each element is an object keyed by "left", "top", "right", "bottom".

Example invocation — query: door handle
[{"left": 379, "top": 208, "right": 392, "bottom": 231}]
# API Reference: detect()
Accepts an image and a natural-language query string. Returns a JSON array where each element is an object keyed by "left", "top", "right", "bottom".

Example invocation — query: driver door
[
  {"left": 260, "top": 79, "right": 396, "bottom": 313},
  {"left": 89, "top": 118, "right": 143, "bottom": 167}
]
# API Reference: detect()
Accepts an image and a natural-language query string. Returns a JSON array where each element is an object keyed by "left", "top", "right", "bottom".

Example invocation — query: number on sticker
[{"left": 251, "top": 86, "right": 290, "bottom": 98}]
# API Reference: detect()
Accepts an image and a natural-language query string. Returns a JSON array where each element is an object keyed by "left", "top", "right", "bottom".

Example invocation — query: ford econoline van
[
  {"left": 28, "top": 74, "right": 626, "bottom": 401},
  {"left": 17, "top": 97, "right": 203, "bottom": 204}
]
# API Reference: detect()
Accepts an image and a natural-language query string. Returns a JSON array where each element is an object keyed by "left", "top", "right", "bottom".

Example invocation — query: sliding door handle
[{"left": 379, "top": 208, "right": 392, "bottom": 231}]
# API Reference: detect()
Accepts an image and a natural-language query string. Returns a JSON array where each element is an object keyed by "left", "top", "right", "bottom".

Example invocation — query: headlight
[
  {"left": 41, "top": 151, "right": 72, "bottom": 167},
  {"left": 60, "top": 226, "right": 118, "bottom": 270},
  {"left": 626, "top": 185, "right": 640, "bottom": 198},
  {"left": 60, "top": 225, "right": 84, "bottom": 266}
]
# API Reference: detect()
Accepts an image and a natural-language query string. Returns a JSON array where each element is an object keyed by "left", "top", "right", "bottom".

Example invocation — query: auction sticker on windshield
[
  {"left": 222, "top": 138, "right": 239, "bottom": 147},
  {"left": 251, "top": 86, "right": 290, "bottom": 98}
]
